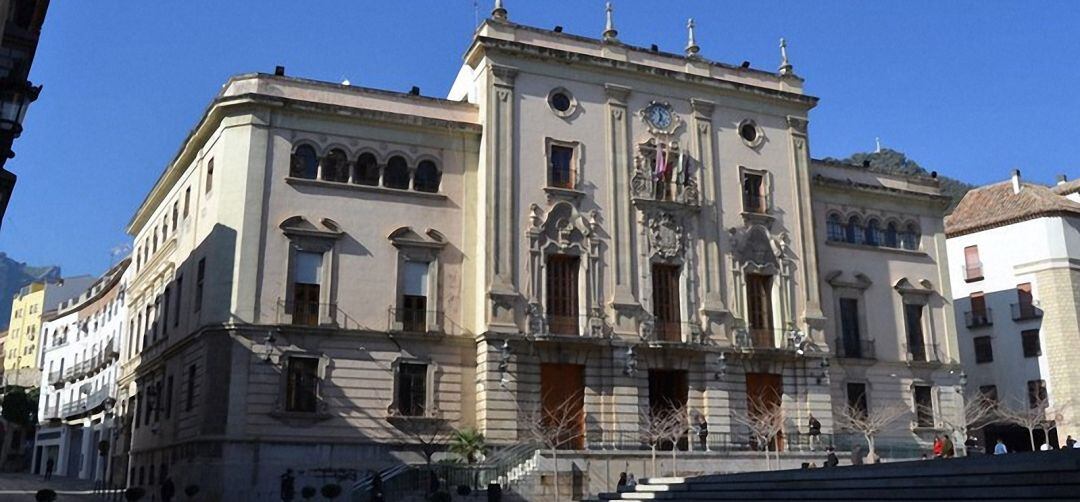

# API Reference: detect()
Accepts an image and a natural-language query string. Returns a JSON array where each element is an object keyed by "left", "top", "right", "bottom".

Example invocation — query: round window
[
  {"left": 549, "top": 92, "right": 572, "bottom": 112},
  {"left": 739, "top": 122, "right": 758, "bottom": 143}
]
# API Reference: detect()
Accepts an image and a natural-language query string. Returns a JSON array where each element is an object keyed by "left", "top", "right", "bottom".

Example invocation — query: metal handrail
[
  {"left": 964, "top": 308, "right": 993, "bottom": 328},
  {"left": 1011, "top": 302, "right": 1042, "bottom": 321},
  {"left": 834, "top": 337, "right": 876, "bottom": 359}
]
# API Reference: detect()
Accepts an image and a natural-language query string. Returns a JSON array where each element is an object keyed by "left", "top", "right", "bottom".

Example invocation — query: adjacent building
[
  {"left": 115, "top": 5, "right": 962, "bottom": 498},
  {"left": 947, "top": 170, "right": 1080, "bottom": 450},
  {"left": 3, "top": 275, "right": 94, "bottom": 387},
  {"left": 32, "top": 259, "right": 128, "bottom": 482}
]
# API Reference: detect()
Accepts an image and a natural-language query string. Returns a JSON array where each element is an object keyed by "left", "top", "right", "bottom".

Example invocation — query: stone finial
[
  {"left": 778, "top": 37, "right": 793, "bottom": 76},
  {"left": 685, "top": 18, "right": 700, "bottom": 57},
  {"left": 603, "top": 1, "right": 618, "bottom": 42},
  {"left": 492, "top": 0, "right": 507, "bottom": 20}
]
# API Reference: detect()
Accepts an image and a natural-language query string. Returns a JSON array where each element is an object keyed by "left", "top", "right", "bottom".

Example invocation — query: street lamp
[
  {"left": 714, "top": 352, "right": 727, "bottom": 380},
  {"left": 623, "top": 346, "right": 638, "bottom": 376},
  {"left": 0, "top": 80, "right": 41, "bottom": 140},
  {"left": 498, "top": 339, "right": 512, "bottom": 386}
]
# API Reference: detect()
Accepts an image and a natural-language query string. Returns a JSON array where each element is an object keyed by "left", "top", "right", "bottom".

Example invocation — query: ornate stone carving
[
  {"left": 630, "top": 140, "right": 700, "bottom": 206},
  {"left": 648, "top": 212, "right": 684, "bottom": 259},
  {"left": 786, "top": 116, "right": 809, "bottom": 134}
]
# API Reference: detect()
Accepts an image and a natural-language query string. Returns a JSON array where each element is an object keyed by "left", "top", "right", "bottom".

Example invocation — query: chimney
[
  {"left": 1012, "top": 169, "right": 1021, "bottom": 194},
  {"left": 274, "top": 65, "right": 285, "bottom": 76},
  {"left": 1057, "top": 174, "right": 1068, "bottom": 185}
]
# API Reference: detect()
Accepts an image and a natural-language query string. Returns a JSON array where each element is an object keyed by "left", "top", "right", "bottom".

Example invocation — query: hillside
[
  {"left": 0, "top": 253, "right": 60, "bottom": 330},
  {"left": 820, "top": 149, "right": 974, "bottom": 208}
]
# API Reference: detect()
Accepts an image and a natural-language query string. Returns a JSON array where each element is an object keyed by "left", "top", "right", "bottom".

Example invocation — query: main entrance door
[
  {"left": 649, "top": 369, "right": 689, "bottom": 450},
  {"left": 540, "top": 363, "right": 585, "bottom": 449},
  {"left": 745, "top": 372, "right": 784, "bottom": 451}
]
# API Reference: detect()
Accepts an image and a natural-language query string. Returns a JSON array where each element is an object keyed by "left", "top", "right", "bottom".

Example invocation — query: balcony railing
[
  {"left": 275, "top": 299, "right": 365, "bottom": 330},
  {"left": 963, "top": 263, "right": 983, "bottom": 282},
  {"left": 742, "top": 194, "right": 768, "bottom": 214},
  {"left": 835, "top": 337, "right": 876, "bottom": 359},
  {"left": 733, "top": 328, "right": 804, "bottom": 351},
  {"left": 906, "top": 342, "right": 941, "bottom": 363},
  {"left": 48, "top": 370, "right": 64, "bottom": 388},
  {"left": 388, "top": 308, "right": 445, "bottom": 334},
  {"left": 1011, "top": 303, "right": 1042, "bottom": 321},
  {"left": 630, "top": 172, "right": 701, "bottom": 207},
  {"left": 60, "top": 385, "right": 112, "bottom": 419},
  {"left": 964, "top": 308, "right": 993, "bottom": 328}
]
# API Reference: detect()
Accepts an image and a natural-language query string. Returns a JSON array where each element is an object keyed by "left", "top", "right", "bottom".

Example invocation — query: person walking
[
  {"left": 626, "top": 473, "right": 637, "bottom": 488},
  {"left": 697, "top": 416, "right": 709, "bottom": 451},
  {"left": 43, "top": 458, "right": 54, "bottom": 481},
  {"left": 942, "top": 435, "right": 955, "bottom": 458},
  {"left": 1066, "top": 435, "right": 1076, "bottom": 449},
  {"left": 824, "top": 446, "right": 839, "bottom": 467},
  {"left": 160, "top": 475, "right": 176, "bottom": 502},
  {"left": 808, "top": 414, "right": 822, "bottom": 451},
  {"left": 994, "top": 438, "right": 1008, "bottom": 455},
  {"left": 932, "top": 435, "right": 944, "bottom": 458},
  {"left": 617, "top": 472, "right": 628, "bottom": 491}
]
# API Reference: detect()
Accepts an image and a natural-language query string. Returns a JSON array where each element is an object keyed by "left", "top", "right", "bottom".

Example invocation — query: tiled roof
[
  {"left": 944, "top": 180, "right": 1080, "bottom": 237},
  {"left": 1051, "top": 179, "right": 1080, "bottom": 196}
]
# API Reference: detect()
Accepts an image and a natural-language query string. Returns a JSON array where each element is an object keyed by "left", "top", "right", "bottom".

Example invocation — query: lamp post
[{"left": 0, "top": 78, "right": 41, "bottom": 228}]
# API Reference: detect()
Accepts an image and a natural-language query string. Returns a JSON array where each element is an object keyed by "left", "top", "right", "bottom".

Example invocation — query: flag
[
  {"left": 675, "top": 148, "right": 685, "bottom": 185},
  {"left": 654, "top": 141, "right": 666, "bottom": 181}
]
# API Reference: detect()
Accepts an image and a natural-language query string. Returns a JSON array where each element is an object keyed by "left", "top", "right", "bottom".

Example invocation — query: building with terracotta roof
[{"left": 946, "top": 170, "right": 1080, "bottom": 451}]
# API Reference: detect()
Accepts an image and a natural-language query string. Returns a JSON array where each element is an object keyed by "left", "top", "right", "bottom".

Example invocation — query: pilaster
[
  {"left": 604, "top": 83, "right": 641, "bottom": 335},
  {"left": 691, "top": 98, "right": 728, "bottom": 337},
  {"left": 786, "top": 116, "right": 826, "bottom": 337},
  {"left": 486, "top": 65, "right": 519, "bottom": 331}
]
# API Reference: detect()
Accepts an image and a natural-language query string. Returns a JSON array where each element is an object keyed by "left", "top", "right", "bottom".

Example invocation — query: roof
[
  {"left": 1052, "top": 179, "right": 1080, "bottom": 196},
  {"left": 945, "top": 180, "right": 1080, "bottom": 237}
]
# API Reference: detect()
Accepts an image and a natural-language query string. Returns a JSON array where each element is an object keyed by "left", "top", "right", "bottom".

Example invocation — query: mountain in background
[
  {"left": 820, "top": 148, "right": 974, "bottom": 208},
  {"left": 0, "top": 253, "right": 60, "bottom": 331}
]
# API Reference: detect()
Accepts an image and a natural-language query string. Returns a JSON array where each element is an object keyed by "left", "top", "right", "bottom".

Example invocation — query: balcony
[
  {"left": 835, "top": 337, "right": 876, "bottom": 360},
  {"left": 906, "top": 342, "right": 942, "bottom": 364},
  {"left": 388, "top": 307, "right": 445, "bottom": 334},
  {"left": 48, "top": 370, "right": 65, "bottom": 389},
  {"left": 60, "top": 385, "right": 112, "bottom": 419},
  {"left": 742, "top": 194, "right": 768, "bottom": 214},
  {"left": 964, "top": 308, "right": 993, "bottom": 328},
  {"left": 734, "top": 328, "right": 802, "bottom": 352},
  {"left": 630, "top": 174, "right": 701, "bottom": 208},
  {"left": 1011, "top": 303, "right": 1042, "bottom": 321},
  {"left": 963, "top": 263, "right": 983, "bottom": 282}
]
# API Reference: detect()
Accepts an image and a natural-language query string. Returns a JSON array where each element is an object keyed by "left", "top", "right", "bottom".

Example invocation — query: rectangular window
[
  {"left": 172, "top": 202, "right": 179, "bottom": 228},
  {"left": 205, "top": 158, "right": 214, "bottom": 193},
  {"left": 839, "top": 298, "right": 862, "bottom": 358},
  {"left": 143, "top": 386, "right": 152, "bottom": 426},
  {"left": 964, "top": 245, "right": 982, "bottom": 281},
  {"left": 904, "top": 303, "right": 926, "bottom": 361},
  {"left": 1013, "top": 283, "right": 1038, "bottom": 320},
  {"left": 396, "top": 362, "right": 428, "bottom": 417},
  {"left": 979, "top": 385, "right": 998, "bottom": 403},
  {"left": 186, "top": 364, "right": 196, "bottom": 412},
  {"left": 162, "top": 288, "right": 170, "bottom": 337},
  {"left": 285, "top": 356, "right": 319, "bottom": 413},
  {"left": 1027, "top": 379, "right": 1047, "bottom": 408},
  {"left": 652, "top": 264, "right": 681, "bottom": 342},
  {"left": 846, "top": 382, "right": 868, "bottom": 420},
  {"left": 548, "top": 144, "right": 574, "bottom": 189},
  {"left": 973, "top": 336, "right": 993, "bottom": 363},
  {"left": 165, "top": 375, "right": 173, "bottom": 419},
  {"left": 174, "top": 276, "right": 183, "bottom": 327},
  {"left": 914, "top": 385, "right": 934, "bottom": 427},
  {"left": 968, "top": 292, "right": 989, "bottom": 328},
  {"left": 134, "top": 393, "right": 141, "bottom": 429},
  {"left": 741, "top": 171, "right": 766, "bottom": 213},
  {"left": 399, "top": 261, "right": 429, "bottom": 332},
  {"left": 546, "top": 255, "right": 580, "bottom": 336},
  {"left": 183, "top": 187, "right": 190, "bottom": 217},
  {"left": 1021, "top": 329, "right": 1041, "bottom": 358},
  {"left": 154, "top": 380, "right": 162, "bottom": 422},
  {"left": 746, "top": 273, "right": 774, "bottom": 348},
  {"left": 195, "top": 258, "right": 205, "bottom": 312},
  {"left": 290, "top": 252, "right": 322, "bottom": 326}
]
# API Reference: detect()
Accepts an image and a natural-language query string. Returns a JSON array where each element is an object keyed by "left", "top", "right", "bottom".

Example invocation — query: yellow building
[{"left": 3, "top": 277, "right": 95, "bottom": 387}]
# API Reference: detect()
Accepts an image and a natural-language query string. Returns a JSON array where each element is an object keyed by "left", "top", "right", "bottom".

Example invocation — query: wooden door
[
  {"left": 540, "top": 363, "right": 585, "bottom": 449},
  {"left": 746, "top": 274, "right": 774, "bottom": 347},
  {"left": 652, "top": 264, "right": 681, "bottom": 342},
  {"left": 292, "top": 283, "right": 320, "bottom": 326},
  {"left": 546, "top": 256, "right": 580, "bottom": 335},
  {"left": 745, "top": 372, "right": 784, "bottom": 451}
]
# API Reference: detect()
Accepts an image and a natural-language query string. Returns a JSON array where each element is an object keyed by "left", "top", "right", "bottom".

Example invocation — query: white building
[
  {"left": 946, "top": 170, "right": 1080, "bottom": 450},
  {"left": 33, "top": 258, "right": 129, "bottom": 482}
]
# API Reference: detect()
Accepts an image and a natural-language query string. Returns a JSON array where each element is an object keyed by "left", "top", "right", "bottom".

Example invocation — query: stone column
[
  {"left": 691, "top": 98, "right": 728, "bottom": 336},
  {"left": 486, "top": 65, "right": 519, "bottom": 331},
  {"left": 786, "top": 116, "right": 826, "bottom": 336},
  {"left": 1033, "top": 266, "right": 1080, "bottom": 441},
  {"left": 604, "top": 84, "right": 640, "bottom": 334}
]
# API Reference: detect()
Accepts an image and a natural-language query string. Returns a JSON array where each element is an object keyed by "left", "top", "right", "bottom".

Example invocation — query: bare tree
[
  {"left": 660, "top": 403, "right": 690, "bottom": 477},
  {"left": 934, "top": 391, "right": 998, "bottom": 455},
  {"left": 638, "top": 406, "right": 673, "bottom": 477},
  {"left": 733, "top": 393, "right": 786, "bottom": 470},
  {"left": 997, "top": 396, "right": 1071, "bottom": 451},
  {"left": 834, "top": 402, "right": 908, "bottom": 462},
  {"left": 521, "top": 393, "right": 584, "bottom": 502},
  {"left": 389, "top": 416, "right": 456, "bottom": 496}
]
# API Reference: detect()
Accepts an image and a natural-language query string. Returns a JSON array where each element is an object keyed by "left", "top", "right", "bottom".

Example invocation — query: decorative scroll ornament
[{"left": 648, "top": 212, "right": 684, "bottom": 259}]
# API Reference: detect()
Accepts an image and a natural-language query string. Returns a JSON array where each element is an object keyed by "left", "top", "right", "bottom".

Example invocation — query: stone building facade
[
  {"left": 116, "top": 6, "right": 962, "bottom": 498},
  {"left": 3, "top": 275, "right": 94, "bottom": 387}
]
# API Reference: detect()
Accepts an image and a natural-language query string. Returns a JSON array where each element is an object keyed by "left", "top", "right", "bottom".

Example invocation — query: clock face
[{"left": 646, "top": 104, "right": 673, "bottom": 129}]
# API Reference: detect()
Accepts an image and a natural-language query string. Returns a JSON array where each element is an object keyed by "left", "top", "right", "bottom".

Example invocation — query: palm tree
[{"left": 449, "top": 428, "right": 487, "bottom": 464}]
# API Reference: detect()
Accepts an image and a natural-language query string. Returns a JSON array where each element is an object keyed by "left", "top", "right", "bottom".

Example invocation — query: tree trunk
[
  {"left": 671, "top": 446, "right": 677, "bottom": 477},
  {"left": 552, "top": 447, "right": 560, "bottom": 502},
  {"left": 1028, "top": 428, "right": 1036, "bottom": 451},
  {"left": 866, "top": 434, "right": 876, "bottom": 461},
  {"left": 651, "top": 446, "right": 657, "bottom": 478}
]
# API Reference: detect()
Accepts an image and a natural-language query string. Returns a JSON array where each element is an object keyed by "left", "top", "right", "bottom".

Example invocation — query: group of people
[
  {"left": 615, "top": 472, "right": 638, "bottom": 491},
  {"left": 930, "top": 435, "right": 957, "bottom": 458}
]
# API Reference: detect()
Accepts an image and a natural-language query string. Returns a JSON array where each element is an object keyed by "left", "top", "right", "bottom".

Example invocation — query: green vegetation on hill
[{"left": 821, "top": 148, "right": 974, "bottom": 208}]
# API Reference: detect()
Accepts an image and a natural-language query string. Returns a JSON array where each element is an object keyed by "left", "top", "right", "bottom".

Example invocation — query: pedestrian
[
  {"left": 808, "top": 414, "right": 822, "bottom": 451},
  {"left": 964, "top": 435, "right": 980, "bottom": 455},
  {"left": 280, "top": 469, "right": 295, "bottom": 501},
  {"left": 932, "top": 435, "right": 944, "bottom": 458},
  {"left": 626, "top": 473, "right": 637, "bottom": 488},
  {"left": 824, "top": 446, "right": 839, "bottom": 467},
  {"left": 697, "top": 416, "right": 709, "bottom": 451},
  {"left": 43, "top": 457, "right": 54, "bottom": 481},
  {"left": 851, "top": 444, "right": 864, "bottom": 466},
  {"left": 1066, "top": 435, "right": 1076, "bottom": 449},
  {"left": 942, "top": 435, "right": 955, "bottom": 458},
  {"left": 160, "top": 475, "right": 175, "bottom": 502},
  {"left": 994, "top": 438, "right": 1008, "bottom": 455},
  {"left": 617, "top": 472, "right": 627, "bottom": 490}
]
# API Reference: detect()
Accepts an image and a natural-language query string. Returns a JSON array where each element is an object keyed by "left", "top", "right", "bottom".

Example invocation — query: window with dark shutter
[
  {"left": 974, "top": 336, "right": 993, "bottom": 363},
  {"left": 1021, "top": 329, "right": 1041, "bottom": 358},
  {"left": 546, "top": 255, "right": 579, "bottom": 335},
  {"left": 285, "top": 357, "right": 319, "bottom": 413},
  {"left": 396, "top": 363, "right": 428, "bottom": 417},
  {"left": 904, "top": 303, "right": 926, "bottom": 361},
  {"left": 847, "top": 383, "right": 868, "bottom": 420},
  {"left": 839, "top": 298, "right": 862, "bottom": 357},
  {"left": 548, "top": 145, "right": 574, "bottom": 189},
  {"left": 291, "top": 252, "right": 322, "bottom": 327},
  {"left": 742, "top": 172, "right": 766, "bottom": 213},
  {"left": 914, "top": 385, "right": 934, "bottom": 427},
  {"left": 652, "top": 264, "right": 681, "bottom": 342},
  {"left": 964, "top": 246, "right": 982, "bottom": 281},
  {"left": 746, "top": 273, "right": 774, "bottom": 347},
  {"left": 1027, "top": 380, "right": 1047, "bottom": 408}
]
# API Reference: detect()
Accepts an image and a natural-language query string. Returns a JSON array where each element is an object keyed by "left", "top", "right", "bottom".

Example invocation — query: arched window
[
  {"left": 290, "top": 145, "right": 318, "bottom": 179},
  {"left": 884, "top": 222, "right": 899, "bottom": 248},
  {"left": 845, "top": 216, "right": 864, "bottom": 245},
  {"left": 865, "top": 219, "right": 882, "bottom": 246},
  {"left": 321, "top": 149, "right": 349, "bottom": 183},
  {"left": 354, "top": 153, "right": 379, "bottom": 186},
  {"left": 826, "top": 214, "right": 845, "bottom": 242},
  {"left": 900, "top": 223, "right": 920, "bottom": 250},
  {"left": 413, "top": 160, "right": 441, "bottom": 193},
  {"left": 384, "top": 155, "right": 410, "bottom": 189}
]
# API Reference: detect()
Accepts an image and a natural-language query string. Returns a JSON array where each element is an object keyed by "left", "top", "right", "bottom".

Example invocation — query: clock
[{"left": 644, "top": 102, "right": 673, "bottom": 129}]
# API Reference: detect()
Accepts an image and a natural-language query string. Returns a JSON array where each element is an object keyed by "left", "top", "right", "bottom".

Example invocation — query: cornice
[{"left": 812, "top": 175, "right": 951, "bottom": 208}]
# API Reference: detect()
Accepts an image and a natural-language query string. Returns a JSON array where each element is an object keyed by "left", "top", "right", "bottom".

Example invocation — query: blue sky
[{"left": 2, "top": 0, "right": 1078, "bottom": 276}]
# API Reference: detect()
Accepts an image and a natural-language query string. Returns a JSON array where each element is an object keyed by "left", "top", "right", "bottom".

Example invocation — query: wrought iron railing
[
  {"left": 274, "top": 299, "right": 366, "bottom": 330},
  {"left": 834, "top": 337, "right": 876, "bottom": 359},
  {"left": 906, "top": 342, "right": 941, "bottom": 363},
  {"left": 964, "top": 308, "right": 993, "bottom": 328},
  {"left": 387, "top": 307, "right": 444, "bottom": 334},
  {"left": 1011, "top": 302, "right": 1042, "bottom": 321},
  {"left": 963, "top": 263, "right": 983, "bottom": 281}
]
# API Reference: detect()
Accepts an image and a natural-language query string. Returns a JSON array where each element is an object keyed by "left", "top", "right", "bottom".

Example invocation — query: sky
[{"left": 2, "top": 0, "right": 1078, "bottom": 277}]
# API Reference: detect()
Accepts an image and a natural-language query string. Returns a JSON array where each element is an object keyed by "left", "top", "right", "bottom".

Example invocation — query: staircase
[{"left": 598, "top": 449, "right": 1080, "bottom": 501}]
